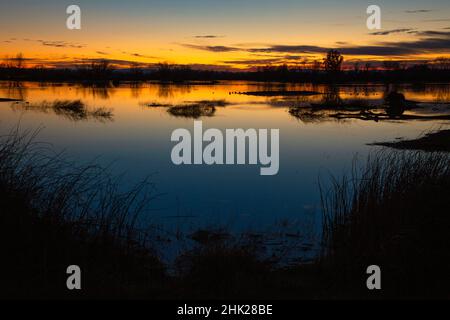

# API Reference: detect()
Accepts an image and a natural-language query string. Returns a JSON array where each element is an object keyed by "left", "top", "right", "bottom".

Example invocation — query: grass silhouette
[
  {"left": 320, "top": 150, "right": 450, "bottom": 298},
  {"left": 11, "top": 100, "right": 113, "bottom": 122},
  {"left": 1, "top": 128, "right": 449, "bottom": 299},
  {"left": 0, "top": 127, "right": 163, "bottom": 298}
]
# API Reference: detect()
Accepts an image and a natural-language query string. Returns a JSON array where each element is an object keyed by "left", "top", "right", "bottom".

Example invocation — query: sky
[{"left": 1, "top": 0, "right": 450, "bottom": 70}]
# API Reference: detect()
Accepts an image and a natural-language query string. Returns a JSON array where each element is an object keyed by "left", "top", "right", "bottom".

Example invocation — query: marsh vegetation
[
  {"left": 1, "top": 127, "right": 449, "bottom": 299},
  {"left": 11, "top": 99, "right": 113, "bottom": 122}
]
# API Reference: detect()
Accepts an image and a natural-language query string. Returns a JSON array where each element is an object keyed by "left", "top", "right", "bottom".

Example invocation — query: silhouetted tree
[
  {"left": 383, "top": 61, "right": 401, "bottom": 71},
  {"left": 130, "top": 62, "right": 143, "bottom": 78},
  {"left": 89, "top": 59, "right": 114, "bottom": 80},
  {"left": 432, "top": 57, "right": 450, "bottom": 71},
  {"left": 15, "top": 53, "right": 25, "bottom": 69},
  {"left": 2, "top": 53, "right": 25, "bottom": 70},
  {"left": 312, "top": 60, "right": 322, "bottom": 72},
  {"left": 323, "top": 50, "right": 343, "bottom": 77}
]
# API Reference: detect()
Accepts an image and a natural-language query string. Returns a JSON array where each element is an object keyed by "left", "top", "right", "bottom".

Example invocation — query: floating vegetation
[
  {"left": 167, "top": 104, "right": 216, "bottom": 118},
  {"left": 11, "top": 100, "right": 113, "bottom": 122},
  {"left": 288, "top": 108, "right": 336, "bottom": 124},
  {"left": 288, "top": 91, "right": 450, "bottom": 123},
  {"left": 141, "top": 99, "right": 229, "bottom": 118}
]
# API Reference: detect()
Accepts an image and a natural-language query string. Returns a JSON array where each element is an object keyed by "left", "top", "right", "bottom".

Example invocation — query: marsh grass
[
  {"left": 174, "top": 235, "right": 273, "bottom": 298},
  {"left": 142, "top": 99, "right": 229, "bottom": 118},
  {"left": 0, "top": 127, "right": 164, "bottom": 298},
  {"left": 289, "top": 107, "right": 337, "bottom": 124},
  {"left": 12, "top": 100, "right": 113, "bottom": 122},
  {"left": 167, "top": 104, "right": 216, "bottom": 118},
  {"left": 2, "top": 126, "right": 449, "bottom": 299},
  {"left": 320, "top": 150, "right": 450, "bottom": 298}
]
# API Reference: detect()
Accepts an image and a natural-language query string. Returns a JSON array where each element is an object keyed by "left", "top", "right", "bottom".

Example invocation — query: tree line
[{"left": 1, "top": 50, "right": 450, "bottom": 83}]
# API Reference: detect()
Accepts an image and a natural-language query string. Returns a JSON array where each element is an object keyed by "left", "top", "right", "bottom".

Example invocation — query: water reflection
[
  {"left": 11, "top": 99, "right": 114, "bottom": 122},
  {"left": 1, "top": 81, "right": 28, "bottom": 101},
  {"left": 0, "top": 81, "right": 449, "bottom": 235}
]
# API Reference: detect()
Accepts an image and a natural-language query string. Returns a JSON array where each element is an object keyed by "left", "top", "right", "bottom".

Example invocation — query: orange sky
[{"left": 1, "top": 1, "right": 450, "bottom": 70}]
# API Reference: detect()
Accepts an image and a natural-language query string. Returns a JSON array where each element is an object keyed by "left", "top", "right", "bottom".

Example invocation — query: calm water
[{"left": 1, "top": 81, "right": 449, "bottom": 250}]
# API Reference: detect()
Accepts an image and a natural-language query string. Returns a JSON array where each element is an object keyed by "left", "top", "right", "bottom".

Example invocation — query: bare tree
[
  {"left": 15, "top": 53, "right": 25, "bottom": 69},
  {"left": 382, "top": 61, "right": 401, "bottom": 71},
  {"left": 89, "top": 59, "right": 114, "bottom": 79},
  {"left": 323, "top": 50, "right": 344, "bottom": 74},
  {"left": 1, "top": 53, "right": 25, "bottom": 69},
  {"left": 312, "top": 60, "right": 322, "bottom": 72},
  {"left": 432, "top": 57, "right": 450, "bottom": 71}
]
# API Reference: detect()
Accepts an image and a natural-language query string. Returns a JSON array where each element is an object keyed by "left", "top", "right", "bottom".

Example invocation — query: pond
[{"left": 1, "top": 81, "right": 449, "bottom": 261}]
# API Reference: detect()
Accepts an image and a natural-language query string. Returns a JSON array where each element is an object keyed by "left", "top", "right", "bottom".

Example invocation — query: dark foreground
[
  {"left": 0, "top": 129, "right": 449, "bottom": 299},
  {"left": 371, "top": 129, "right": 450, "bottom": 152}
]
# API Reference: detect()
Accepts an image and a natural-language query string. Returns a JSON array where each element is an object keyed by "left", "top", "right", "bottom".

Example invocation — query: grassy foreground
[
  {"left": 320, "top": 150, "right": 450, "bottom": 298},
  {"left": 1, "top": 129, "right": 449, "bottom": 299}
]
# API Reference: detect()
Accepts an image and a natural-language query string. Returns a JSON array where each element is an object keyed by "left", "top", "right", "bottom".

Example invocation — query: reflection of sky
[
  {"left": 1, "top": 1, "right": 450, "bottom": 68},
  {"left": 1, "top": 81, "right": 449, "bottom": 233}
]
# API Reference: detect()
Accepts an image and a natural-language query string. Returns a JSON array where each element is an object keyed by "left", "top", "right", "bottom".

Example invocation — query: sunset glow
[{"left": 1, "top": 0, "right": 450, "bottom": 70}]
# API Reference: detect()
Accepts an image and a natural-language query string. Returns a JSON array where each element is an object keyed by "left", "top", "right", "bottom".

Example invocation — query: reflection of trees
[
  {"left": 2, "top": 82, "right": 28, "bottom": 101},
  {"left": 267, "top": 96, "right": 310, "bottom": 108},
  {"left": 409, "top": 84, "right": 450, "bottom": 103},
  {"left": 434, "top": 86, "right": 450, "bottom": 103},
  {"left": 349, "top": 85, "right": 377, "bottom": 98},
  {"left": 254, "top": 82, "right": 289, "bottom": 92},
  {"left": 318, "top": 86, "right": 343, "bottom": 107},
  {"left": 130, "top": 82, "right": 143, "bottom": 99},
  {"left": 384, "top": 92, "right": 406, "bottom": 117},
  {"left": 156, "top": 84, "right": 192, "bottom": 99},
  {"left": 75, "top": 83, "right": 115, "bottom": 100}
]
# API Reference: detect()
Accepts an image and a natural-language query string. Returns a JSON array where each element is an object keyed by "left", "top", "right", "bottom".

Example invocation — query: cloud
[
  {"left": 96, "top": 51, "right": 109, "bottom": 55},
  {"left": 182, "top": 44, "right": 240, "bottom": 52},
  {"left": 414, "top": 30, "right": 450, "bottom": 36},
  {"left": 130, "top": 53, "right": 155, "bottom": 58},
  {"left": 247, "top": 45, "right": 328, "bottom": 54},
  {"left": 405, "top": 10, "right": 432, "bottom": 13},
  {"left": 119, "top": 51, "right": 158, "bottom": 59},
  {"left": 422, "top": 19, "right": 450, "bottom": 22},
  {"left": 223, "top": 58, "right": 288, "bottom": 65},
  {"left": 66, "top": 58, "right": 156, "bottom": 68},
  {"left": 222, "top": 55, "right": 310, "bottom": 66},
  {"left": 194, "top": 35, "right": 224, "bottom": 39},
  {"left": 38, "top": 40, "right": 85, "bottom": 48},
  {"left": 369, "top": 28, "right": 415, "bottom": 35},
  {"left": 183, "top": 30, "right": 450, "bottom": 57},
  {"left": 182, "top": 64, "right": 239, "bottom": 72}
]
